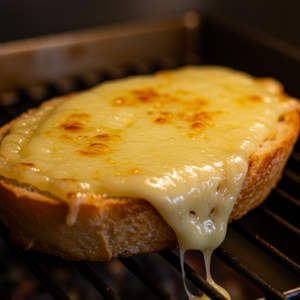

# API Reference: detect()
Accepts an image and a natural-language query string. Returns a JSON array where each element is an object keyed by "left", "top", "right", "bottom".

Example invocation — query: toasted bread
[{"left": 0, "top": 67, "right": 298, "bottom": 261}]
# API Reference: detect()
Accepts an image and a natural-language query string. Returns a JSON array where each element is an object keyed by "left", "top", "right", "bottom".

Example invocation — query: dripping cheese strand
[{"left": 180, "top": 250, "right": 230, "bottom": 300}]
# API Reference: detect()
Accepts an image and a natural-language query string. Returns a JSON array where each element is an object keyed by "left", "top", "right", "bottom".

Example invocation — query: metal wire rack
[{"left": 1, "top": 12, "right": 300, "bottom": 300}]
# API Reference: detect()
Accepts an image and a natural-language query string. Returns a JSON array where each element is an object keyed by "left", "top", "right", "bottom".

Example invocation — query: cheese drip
[
  {"left": 0, "top": 66, "right": 298, "bottom": 299},
  {"left": 181, "top": 250, "right": 230, "bottom": 299}
]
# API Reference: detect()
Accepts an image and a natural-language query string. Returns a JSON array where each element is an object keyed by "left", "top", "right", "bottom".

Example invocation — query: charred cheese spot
[
  {"left": 94, "top": 134, "right": 109, "bottom": 140},
  {"left": 112, "top": 87, "right": 210, "bottom": 132},
  {"left": 60, "top": 135, "right": 74, "bottom": 142},
  {"left": 59, "top": 113, "right": 91, "bottom": 133},
  {"left": 111, "top": 88, "right": 160, "bottom": 107},
  {"left": 21, "top": 162, "right": 36, "bottom": 168},
  {"left": 154, "top": 117, "right": 167, "bottom": 124},
  {"left": 248, "top": 95, "right": 262, "bottom": 102},
  {"left": 62, "top": 178, "right": 78, "bottom": 182},
  {"left": 60, "top": 122, "right": 84, "bottom": 133},
  {"left": 59, "top": 131, "right": 122, "bottom": 158},
  {"left": 160, "top": 112, "right": 174, "bottom": 119},
  {"left": 132, "top": 88, "right": 160, "bottom": 104},
  {"left": 88, "top": 143, "right": 109, "bottom": 151},
  {"left": 70, "top": 113, "right": 90, "bottom": 120},
  {"left": 45, "top": 130, "right": 55, "bottom": 137},
  {"left": 190, "top": 112, "right": 213, "bottom": 122},
  {"left": 153, "top": 112, "right": 174, "bottom": 125},
  {"left": 178, "top": 98, "right": 209, "bottom": 112},
  {"left": 75, "top": 143, "right": 110, "bottom": 157},
  {"left": 236, "top": 95, "right": 263, "bottom": 107},
  {"left": 191, "top": 122, "right": 206, "bottom": 131},
  {"left": 173, "top": 111, "right": 216, "bottom": 133},
  {"left": 92, "top": 134, "right": 120, "bottom": 143},
  {"left": 112, "top": 88, "right": 180, "bottom": 108},
  {"left": 192, "top": 98, "right": 208, "bottom": 107}
]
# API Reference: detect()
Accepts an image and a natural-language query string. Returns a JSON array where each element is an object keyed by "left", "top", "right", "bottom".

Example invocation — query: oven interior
[{"left": 1, "top": 12, "right": 300, "bottom": 300}]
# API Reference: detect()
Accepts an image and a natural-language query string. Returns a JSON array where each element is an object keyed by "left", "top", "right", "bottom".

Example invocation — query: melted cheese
[{"left": 0, "top": 66, "right": 297, "bottom": 299}]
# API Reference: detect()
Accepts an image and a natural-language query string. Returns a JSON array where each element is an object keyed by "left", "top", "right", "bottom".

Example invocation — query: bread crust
[{"left": 0, "top": 103, "right": 299, "bottom": 261}]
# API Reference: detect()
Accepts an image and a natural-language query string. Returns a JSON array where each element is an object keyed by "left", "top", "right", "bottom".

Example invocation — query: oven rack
[{"left": 1, "top": 12, "right": 300, "bottom": 299}]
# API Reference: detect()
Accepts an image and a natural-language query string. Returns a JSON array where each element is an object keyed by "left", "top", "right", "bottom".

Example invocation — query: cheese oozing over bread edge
[{"left": 0, "top": 66, "right": 299, "bottom": 299}]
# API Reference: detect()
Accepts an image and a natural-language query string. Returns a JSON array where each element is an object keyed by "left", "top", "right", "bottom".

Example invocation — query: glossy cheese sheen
[{"left": 0, "top": 66, "right": 297, "bottom": 298}]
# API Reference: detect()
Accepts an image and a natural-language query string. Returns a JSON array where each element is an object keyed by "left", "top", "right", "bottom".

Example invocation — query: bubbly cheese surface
[{"left": 0, "top": 66, "right": 297, "bottom": 299}]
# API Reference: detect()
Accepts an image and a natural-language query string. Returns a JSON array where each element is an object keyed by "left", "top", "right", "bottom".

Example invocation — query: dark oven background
[
  {"left": 1, "top": 0, "right": 300, "bottom": 47},
  {"left": 1, "top": 2, "right": 300, "bottom": 300}
]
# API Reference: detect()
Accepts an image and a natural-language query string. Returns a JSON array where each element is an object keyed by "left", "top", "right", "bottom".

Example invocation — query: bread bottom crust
[{"left": 0, "top": 111, "right": 298, "bottom": 261}]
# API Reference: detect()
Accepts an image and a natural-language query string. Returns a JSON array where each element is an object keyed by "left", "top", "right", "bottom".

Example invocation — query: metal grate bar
[
  {"left": 159, "top": 250, "right": 228, "bottom": 300},
  {"left": 291, "top": 151, "right": 300, "bottom": 163},
  {"left": 283, "top": 287, "right": 300, "bottom": 299},
  {"left": 0, "top": 222, "right": 71, "bottom": 300},
  {"left": 275, "top": 188, "right": 300, "bottom": 209},
  {"left": 117, "top": 256, "right": 175, "bottom": 300},
  {"left": 214, "top": 247, "right": 288, "bottom": 300},
  {"left": 230, "top": 221, "right": 300, "bottom": 277},
  {"left": 72, "top": 261, "right": 121, "bottom": 300},
  {"left": 258, "top": 206, "right": 300, "bottom": 240},
  {"left": 255, "top": 286, "right": 300, "bottom": 300},
  {"left": 283, "top": 169, "right": 300, "bottom": 185}
]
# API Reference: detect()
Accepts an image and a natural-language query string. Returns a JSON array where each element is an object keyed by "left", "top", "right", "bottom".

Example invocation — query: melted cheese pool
[{"left": 0, "top": 66, "right": 297, "bottom": 299}]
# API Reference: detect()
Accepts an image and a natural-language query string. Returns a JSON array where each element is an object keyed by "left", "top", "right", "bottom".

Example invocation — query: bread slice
[{"left": 0, "top": 71, "right": 299, "bottom": 262}]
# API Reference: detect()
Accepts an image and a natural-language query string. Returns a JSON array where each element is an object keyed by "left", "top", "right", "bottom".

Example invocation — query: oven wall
[
  {"left": 0, "top": 0, "right": 200, "bottom": 43},
  {"left": 202, "top": 0, "right": 300, "bottom": 48},
  {"left": 1, "top": 0, "right": 300, "bottom": 47}
]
